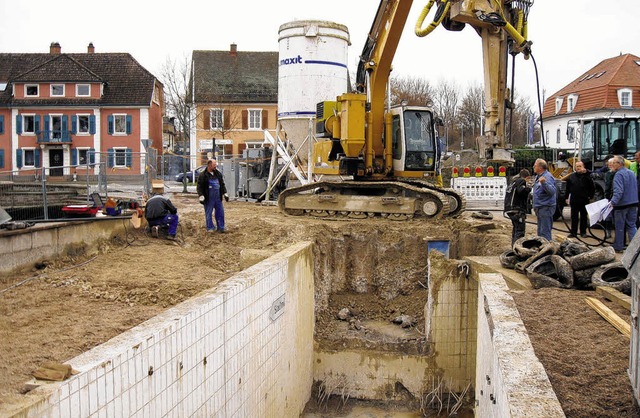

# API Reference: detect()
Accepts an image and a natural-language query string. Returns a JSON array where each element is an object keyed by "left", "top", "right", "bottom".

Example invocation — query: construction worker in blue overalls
[{"left": 197, "top": 159, "right": 228, "bottom": 233}]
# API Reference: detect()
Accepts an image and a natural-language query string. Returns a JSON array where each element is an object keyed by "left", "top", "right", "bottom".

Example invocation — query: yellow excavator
[{"left": 278, "top": 0, "right": 532, "bottom": 219}]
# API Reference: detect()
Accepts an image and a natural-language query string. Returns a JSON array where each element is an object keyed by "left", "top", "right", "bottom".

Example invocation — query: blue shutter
[
  {"left": 71, "top": 115, "right": 77, "bottom": 134},
  {"left": 108, "top": 148, "right": 114, "bottom": 168},
  {"left": 89, "top": 115, "right": 96, "bottom": 134},
  {"left": 16, "top": 149, "right": 22, "bottom": 168},
  {"left": 126, "top": 115, "right": 132, "bottom": 134},
  {"left": 0, "top": 149, "right": 4, "bottom": 169},
  {"left": 0, "top": 115, "right": 4, "bottom": 134},
  {"left": 35, "top": 115, "right": 40, "bottom": 133},
  {"left": 44, "top": 115, "right": 50, "bottom": 139},
  {"left": 72, "top": 149, "right": 78, "bottom": 166},
  {"left": 34, "top": 149, "right": 41, "bottom": 168},
  {"left": 108, "top": 115, "right": 114, "bottom": 134},
  {"left": 125, "top": 148, "right": 132, "bottom": 167},
  {"left": 89, "top": 148, "right": 96, "bottom": 166},
  {"left": 16, "top": 115, "right": 22, "bottom": 134},
  {"left": 62, "top": 115, "right": 69, "bottom": 141}
]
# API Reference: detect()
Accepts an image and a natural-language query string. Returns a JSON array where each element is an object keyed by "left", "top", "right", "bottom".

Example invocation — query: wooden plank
[
  {"left": 585, "top": 296, "right": 631, "bottom": 338},
  {"left": 596, "top": 286, "right": 631, "bottom": 311}
]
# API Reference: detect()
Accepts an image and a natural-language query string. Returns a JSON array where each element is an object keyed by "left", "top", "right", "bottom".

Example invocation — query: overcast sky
[{"left": 1, "top": 0, "right": 639, "bottom": 115}]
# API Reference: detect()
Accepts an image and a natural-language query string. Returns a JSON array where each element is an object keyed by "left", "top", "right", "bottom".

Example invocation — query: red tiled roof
[{"left": 542, "top": 53, "right": 640, "bottom": 118}]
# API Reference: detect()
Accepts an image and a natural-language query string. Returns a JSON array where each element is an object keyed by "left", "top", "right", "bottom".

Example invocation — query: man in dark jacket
[
  {"left": 610, "top": 155, "right": 638, "bottom": 252},
  {"left": 565, "top": 161, "right": 595, "bottom": 238},
  {"left": 197, "top": 159, "right": 228, "bottom": 233},
  {"left": 145, "top": 193, "right": 179, "bottom": 240},
  {"left": 505, "top": 169, "right": 532, "bottom": 245}
]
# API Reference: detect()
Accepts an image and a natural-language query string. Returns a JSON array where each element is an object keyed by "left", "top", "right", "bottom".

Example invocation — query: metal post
[{"left": 41, "top": 166, "right": 48, "bottom": 220}]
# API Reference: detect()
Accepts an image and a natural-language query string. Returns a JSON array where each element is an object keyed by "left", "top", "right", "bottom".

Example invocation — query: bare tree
[
  {"left": 506, "top": 94, "right": 534, "bottom": 147},
  {"left": 389, "top": 75, "right": 433, "bottom": 106},
  {"left": 432, "top": 79, "right": 460, "bottom": 150},
  {"left": 458, "top": 82, "right": 484, "bottom": 148}
]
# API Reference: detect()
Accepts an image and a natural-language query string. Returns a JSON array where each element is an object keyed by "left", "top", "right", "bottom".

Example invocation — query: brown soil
[{"left": 0, "top": 197, "right": 638, "bottom": 417}]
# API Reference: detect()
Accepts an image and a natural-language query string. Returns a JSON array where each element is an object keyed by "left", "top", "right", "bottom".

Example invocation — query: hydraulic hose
[{"left": 415, "top": 0, "right": 450, "bottom": 37}]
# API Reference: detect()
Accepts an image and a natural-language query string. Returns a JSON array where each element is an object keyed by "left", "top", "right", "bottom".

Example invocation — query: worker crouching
[{"left": 145, "top": 193, "right": 179, "bottom": 240}]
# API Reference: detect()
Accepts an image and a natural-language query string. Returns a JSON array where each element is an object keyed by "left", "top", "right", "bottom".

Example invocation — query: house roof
[
  {"left": 0, "top": 52, "right": 159, "bottom": 107},
  {"left": 192, "top": 48, "right": 278, "bottom": 103},
  {"left": 542, "top": 53, "right": 640, "bottom": 118}
]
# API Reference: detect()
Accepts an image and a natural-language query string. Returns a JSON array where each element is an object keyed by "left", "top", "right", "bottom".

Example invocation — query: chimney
[
  {"left": 230, "top": 43, "right": 237, "bottom": 57},
  {"left": 87, "top": 42, "right": 95, "bottom": 54},
  {"left": 50, "top": 42, "right": 61, "bottom": 54}
]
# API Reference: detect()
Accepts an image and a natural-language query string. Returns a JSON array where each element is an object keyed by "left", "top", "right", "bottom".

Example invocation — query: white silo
[{"left": 278, "top": 20, "right": 350, "bottom": 163}]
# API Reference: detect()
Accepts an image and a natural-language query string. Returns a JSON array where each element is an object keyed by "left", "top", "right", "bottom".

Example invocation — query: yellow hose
[{"left": 415, "top": 0, "right": 451, "bottom": 37}]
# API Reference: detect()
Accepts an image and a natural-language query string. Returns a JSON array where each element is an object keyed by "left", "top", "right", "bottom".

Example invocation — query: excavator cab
[{"left": 391, "top": 106, "right": 437, "bottom": 173}]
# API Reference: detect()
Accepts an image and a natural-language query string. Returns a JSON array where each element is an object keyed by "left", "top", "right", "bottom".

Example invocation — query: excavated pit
[{"left": 303, "top": 217, "right": 510, "bottom": 416}]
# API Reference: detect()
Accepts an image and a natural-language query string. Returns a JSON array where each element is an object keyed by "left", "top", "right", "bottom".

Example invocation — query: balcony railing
[{"left": 36, "top": 130, "right": 73, "bottom": 144}]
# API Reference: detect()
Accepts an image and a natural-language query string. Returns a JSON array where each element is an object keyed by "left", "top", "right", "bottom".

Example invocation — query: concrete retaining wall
[
  {"left": 475, "top": 272, "right": 565, "bottom": 417},
  {"left": 5, "top": 241, "right": 315, "bottom": 418},
  {"left": 0, "top": 218, "right": 129, "bottom": 274}
]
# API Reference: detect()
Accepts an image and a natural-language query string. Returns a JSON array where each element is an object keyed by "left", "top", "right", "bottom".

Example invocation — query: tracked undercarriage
[{"left": 277, "top": 180, "right": 465, "bottom": 220}]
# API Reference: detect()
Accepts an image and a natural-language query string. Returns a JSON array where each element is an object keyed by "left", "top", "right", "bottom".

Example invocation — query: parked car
[{"left": 175, "top": 165, "right": 206, "bottom": 183}]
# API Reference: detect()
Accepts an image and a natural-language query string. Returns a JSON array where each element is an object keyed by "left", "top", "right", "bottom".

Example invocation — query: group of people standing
[
  {"left": 507, "top": 154, "right": 640, "bottom": 253},
  {"left": 144, "top": 159, "right": 228, "bottom": 239}
]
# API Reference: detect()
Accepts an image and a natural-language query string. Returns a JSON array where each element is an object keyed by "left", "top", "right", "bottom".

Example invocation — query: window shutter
[
  {"left": 204, "top": 110, "right": 210, "bottom": 130},
  {"left": 72, "top": 149, "right": 78, "bottom": 166},
  {"left": 0, "top": 115, "right": 4, "bottom": 134},
  {"left": 0, "top": 149, "right": 4, "bottom": 169},
  {"left": 262, "top": 110, "right": 268, "bottom": 129},
  {"left": 89, "top": 115, "right": 96, "bottom": 135},
  {"left": 16, "top": 115, "right": 22, "bottom": 134},
  {"left": 126, "top": 115, "right": 132, "bottom": 134},
  {"left": 44, "top": 115, "right": 50, "bottom": 137},
  {"left": 107, "top": 148, "right": 114, "bottom": 167},
  {"left": 108, "top": 115, "right": 114, "bottom": 134},
  {"left": 242, "top": 110, "right": 248, "bottom": 130},
  {"left": 89, "top": 148, "right": 96, "bottom": 166},
  {"left": 224, "top": 110, "right": 230, "bottom": 130},
  {"left": 71, "top": 115, "right": 77, "bottom": 134},
  {"left": 16, "top": 149, "right": 22, "bottom": 168},
  {"left": 34, "top": 149, "right": 41, "bottom": 168},
  {"left": 35, "top": 115, "right": 40, "bottom": 133},
  {"left": 126, "top": 149, "right": 132, "bottom": 167},
  {"left": 62, "top": 115, "right": 69, "bottom": 140}
]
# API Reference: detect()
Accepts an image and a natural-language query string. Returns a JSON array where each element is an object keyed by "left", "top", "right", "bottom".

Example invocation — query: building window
[
  {"left": 153, "top": 84, "right": 161, "bottom": 104},
  {"left": 210, "top": 109, "right": 223, "bottom": 129},
  {"left": 76, "top": 84, "right": 90, "bottom": 97},
  {"left": 114, "top": 148, "right": 127, "bottom": 167},
  {"left": 114, "top": 114, "right": 127, "bottom": 134},
  {"left": 78, "top": 115, "right": 90, "bottom": 134},
  {"left": 78, "top": 148, "right": 89, "bottom": 165},
  {"left": 556, "top": 129, "right": 561, "bottom": 144},
  {"left": 567, "top": 126, "right": 575, "bottom": 143},
  {"left": 25, "top": 84, "right": 39, "bottom": 97},
  {"left": 24, "top": 149, "right": 36, "bottom": 167},
  {"left": 248, "top": 109, "right": 262, "bottom": 130},
  {"left": 567, "top": 94, "right": 578, "bottom": 113},
  {"left": 245, "top": 142, "right": 263, "bottom": 149},
  {"left": 50, "top": 115, "right": 63, "bottom": 140},
  {"left": 23, "top": 115, "right": 36, "bottom": 134},
  {"left": 51, "top": 84, "right": 64, "bottom": 97},
  {"left": 618, "top": 88, "right": 632, "bottom": 107},
  {"left": 555, "top": 97, "right": 563, "bottom": 114}
]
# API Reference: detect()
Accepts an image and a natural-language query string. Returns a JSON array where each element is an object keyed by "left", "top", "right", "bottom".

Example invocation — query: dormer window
[
  {"left": 567, "top": 94, "right": 578, "bottom": 113},
  {"left": 25, "top": 84, "right": 39, "bottom": 97},
  {"left": 51, "top": 84, "right": 64, "bottom": 97},
  {"left": 618, "top": 88, "right": 632, "bottom": 107},
  {"left": 76, "top": 84, "right": 90, "bottom": 97},
  {"left": 555, "top": 97, "right": 564, "bottom": 114}
]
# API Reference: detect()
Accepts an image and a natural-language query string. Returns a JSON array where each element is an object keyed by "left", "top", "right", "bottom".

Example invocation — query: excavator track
[
  {"left": 402, "top": 180, "right": 466, "bottom": 217},
  {"left": 277, "top": 180, "right": 452, "bottom": 220}
]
